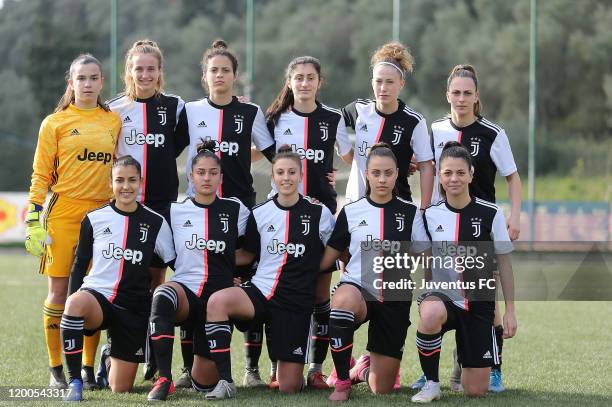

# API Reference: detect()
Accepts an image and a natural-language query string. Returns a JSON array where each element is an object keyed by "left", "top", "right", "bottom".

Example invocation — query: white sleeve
[
  {"left": 155, "top": 219, "right": 176, "bottom": 263},
  {"left": 490, "top": 129, "right": 517, "bottom": 177},
  {"left": 318, "top": 206, "right": 336, "bottom": 246},
  {"left": 334, "top": 117, "right": 352, "bottom": 157},
  {"left": 491, "top": 208, "right": 513, "bottom": 254},
  {"left": 252, "top": 106, "right": 275, "bottom": 151},
  {"left": 410, "top": 206, "right": 431, "bottom": 253},
  {"left": 175, "top": 96, "right": 185, "bottom": 130},
  {"left": 410, "top": 118, "right": 434, "bottom": 162},
  {"left": 237, "top": 201, "right": 250, "bottom": 236}
]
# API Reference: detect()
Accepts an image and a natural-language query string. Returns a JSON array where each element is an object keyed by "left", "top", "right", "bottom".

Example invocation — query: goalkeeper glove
[{"left": 25, "top": 203, "right": 49, "bottom": 257}]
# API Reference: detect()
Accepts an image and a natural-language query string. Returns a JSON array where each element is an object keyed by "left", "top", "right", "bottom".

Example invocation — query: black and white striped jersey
[
  {"left": 243, "top": 195, "right": 335, "bottom": 310},
  {"left": 169, "top": 197, "right": 249, "bottom": 297},
  {"left": 424, "top": 197, "right": 513, "bottom": 312},
  {"left": 267, "top": 103, "right": 352, "bottom": 213},
  {"left": 342, "top": 99, "right": 433, "bottom": 203},
  {"left": 327, "top": 196, "right": 430, "bottom": 295},
  {"left": 177, "top": 97, "right": 275, "bottom": 208},
  {"left": 431, "top": 117, "right": 517, "bottom": 204},
  {"left": 72, "top": 202, "right": 175, "bottom": 310},
  {"left": 108, "top": 93, "right": 185, "bottom": 208}
]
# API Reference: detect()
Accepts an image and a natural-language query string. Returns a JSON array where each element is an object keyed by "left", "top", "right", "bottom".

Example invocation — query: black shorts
[
  {"left": 174, "top": 282, "right": 211, "bottom": 358},
  {"left": 237, "top": 282, "right": 311, "bottom": 364},
  {"left": 419, "top": 292, "right": 498, "bottom": 368},
  {"left": 82, "top": 288, "right": 148, "bottom": 363},
  {"left": 148, "top": 202, "right": 170, "bottom": 268},
  {"left": 336, "top": 282, "right": 411, "bottom": 360}
]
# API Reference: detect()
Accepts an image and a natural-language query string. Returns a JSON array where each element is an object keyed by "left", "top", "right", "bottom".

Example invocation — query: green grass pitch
[{"left": 0, "top": 250, "right": 610, "bottom": 406}]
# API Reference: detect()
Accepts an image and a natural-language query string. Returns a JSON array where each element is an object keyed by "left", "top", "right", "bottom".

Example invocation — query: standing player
[
  {"left": 411, "top": 141, "right": 517, "bottom": 402},
  {"left": 412, "top": 64, "right": 521, "bottom": 392},
  {"left": 320, "top": 143, "right": 430, "bottom": 402},
  {"left": 106, "top": 39, "right": 192, "bottom": 386},
  {"left": 25, "top": 54, "right": 121, "bottom": 389},
  {"left": 60, "top": 156, "right": 175, "bottom": 401},
  {"left": 265, "top": 56, "right": 353, "bottom": 389},
  {"left": 203, "top": 145, "right": 335, "bottom": 399},
  {"left": 343, "top": 42, "right": 434, "bottom": 206},
  {"left": 176, "top": 39, "right": 275, "bottom": 387},
  {"left": 146, "top": 141, "right": 250, "bottom": 401}
]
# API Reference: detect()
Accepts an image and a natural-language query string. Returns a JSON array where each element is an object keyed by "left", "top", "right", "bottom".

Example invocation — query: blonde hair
[
  {"left": 123, "top": 39, "right": 165, "bottom": 100},
  {"left": 447, "top": 64, "right": 481, "bottom": 117},
  {"left": 371, "top": 42, "right": 414, "bottom": 78},
  {"left": 54, "top": 54, "right": 109, "bottom": 113}
]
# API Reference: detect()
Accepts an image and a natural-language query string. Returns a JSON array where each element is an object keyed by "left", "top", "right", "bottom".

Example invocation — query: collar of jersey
[
  {"left": 448, "top": 116, "right": 480, "bottom": 131},
  {"left": 374, "top": 99, "right": 405, "bottom": 118},
  {"left": 444, "top": 197, "right": 475, "bottom": 213},
  {"left": 68, "top": 103, "right": 100, "bottom": 115},
  {"left": 291, "top": 101, "right": 321, "bottom": 117},
  {"left": 366, "top": 195, "right": 395, "bottom": 208},
  {"left": 135, "top": 92, "right": 161, "bottom": 103},
  {"left": 190, "top": 197, "right": 218, "bottom": 208},
  {"left": 207, "top": 96, "right": 238, "bottom": 110},
  {"left": 272, "top": 194, "right": 303, "bottom": 210},
  {"left": 110, "top": 201, "right": 142, "bottom": 216}
]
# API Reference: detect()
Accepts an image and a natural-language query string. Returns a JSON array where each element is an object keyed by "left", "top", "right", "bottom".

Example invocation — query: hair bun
[
  {"left": 197, "top": 139, "right": 217, "bottom": 154},
  {"left": 442, "top": 141, "right": 463, "bottom": 152},
  {"left": 212, "top": 39, "right": 228, "bottom": 50},
  {"left": 369, "top": 141, "right": 392, "bottom": 152},
  {"left": 276, "top": 144, "right": 293, "bottom": 155}
]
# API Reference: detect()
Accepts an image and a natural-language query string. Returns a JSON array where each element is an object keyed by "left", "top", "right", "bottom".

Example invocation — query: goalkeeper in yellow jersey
[{"left": 25, "top": 53, "right": 121, "bottom": 389}]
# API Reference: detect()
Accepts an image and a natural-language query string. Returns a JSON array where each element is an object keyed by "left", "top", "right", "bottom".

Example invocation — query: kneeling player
[
  {"left": 60, "top": 156, "right": 175, "bottom": 401},
  {"left": 411, "top": 142, "right": 517, "bottom": 403}
]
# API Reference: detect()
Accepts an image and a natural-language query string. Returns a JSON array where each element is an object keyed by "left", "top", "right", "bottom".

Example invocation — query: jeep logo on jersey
[
  {"left": 392, "top": 125, "right": 404, "bottom": 145},
  {"left": 470, "top": 138, "right": 480, "bottom": 156},
  {"left": 471, "top": 217, "right": 482, "bottom": 238},
  {"left": 185, "top": 234, "right": 226, "bottom": 253},
  {"left": 300, "top": 214, "right": 310, "bottom": 235},
  {"left": 360, "top": 235, "right": 401, "bottom": 254},
  {"left": 266, "top": 239, "right": 306, "bottom": 257},
  {"left": 102, "top": 243, "right": 144, "bottom": 265},
  {"left": 234, "top": 114, "right": 244, "bottom": 134},
  {"left": 219, "top": 213, "right": 229, "bottom": 234},
  {"left": 291, "top": 144, "right": 324, "bottom": 163},
  {"left": 139, "top": 224, "right": 149, "bottom": 243},
  {"left": 201, "top": 137, "right": 239, "bottom": 156},
  {"left": 395, "top": 212, "right": 405, "bottom": 232},
  {"left": 125, "top": 130, "right": 165, "bottom": 147},
  {"left": 77, "top": 148, "right": 112, "bottom": 164},
  {"left": 319, "top": 122, "right": 329, "bottom": 141}
]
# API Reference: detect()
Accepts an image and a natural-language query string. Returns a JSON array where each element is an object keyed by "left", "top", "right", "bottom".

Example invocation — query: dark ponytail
[
  {"left": 447, "top": 64, "right": 481, "bottom": 117},
  {"left": 272, "top": 144, "right": 302, "bottom": 171},
  {"left": 191, "top": 139, "right": 222, "bottom": 170},
  {"left": 364, "top": 142, "right": 398, "bottom": 196}
]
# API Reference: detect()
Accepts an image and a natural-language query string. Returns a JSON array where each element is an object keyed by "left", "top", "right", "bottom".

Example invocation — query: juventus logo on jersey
[
  {"left": 234, "top": 114, "right": 244, "bottom": 134},
  {"left": 395, "top": 212, "right": 405, "bottom": 232},
  {"left": 470, "top": 138, "right": 480, "bottom": 156},
  {"left": 358, "top": 140, "right": 368, "bottom": 156},
  {"left": 300, "top": 214, "right": 311, "bottom": 235},
  {"left": 219, "top": 213, "right": 229, "bottom": 234},
  {"left": 319, "top": 121, "right": 329, "bottom": 141},
  {"left": 392, "top": 125, "right": 404, "bottom": 145},
  {"left": 139, "top": 224, "right": 150, "bottom": 243},
  {"left": 471, "top": 217, "right": 482, "bottom": 238},
  {"left": 158, "top": 110, "right": 167, "bottom": 126},
  {"left": 64, "top": 339, "right": 76, "bottom": 351}
]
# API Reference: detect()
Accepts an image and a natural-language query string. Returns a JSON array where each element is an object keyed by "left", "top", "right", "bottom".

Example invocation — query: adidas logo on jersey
[
  {"left": 102, "top": 243, "right": 143, "bottom": 265},
  {"left": 185, "top": 234, "right": 226, "bottom": 253},
  {"left": 197, "top": 120, "right": 207, "bottom": 128},
  {"left": 483, "top": 350, "right": 492, "bottom": 359},
  {"left": 435, "top": 225, "right": 444, "bottom": 232},
  {"left": 359, "top": 124, "right": 368, "bottom": 132},
  {"left": 102, "top": 227, "right": 112, "bottom": 235},
  {"left": 437, "top": 141, "right": 444, "bottom": 148},
  {"left": 283, "top": 128, "right": 293, "bottom": 135},
  {"left": 292, "top": 347, "right": 303, "bottom": 356},
  {"left": 123, "top": 116, "right": 132, "bottom": 123},
  {"left": 70, "top": 128, "right": 80, "bottom": 136},
  {"left": 267, "top": 224, "right": 276, "bottom": 232},
  {"left": 135, "top": 348, "right": 144, "bottom": 356},
  {"left": 183, "top": 220, "right": 193, "bottom": 227},
  {"left": 358, "top": 220, "right": 368, "bottom": 227}
]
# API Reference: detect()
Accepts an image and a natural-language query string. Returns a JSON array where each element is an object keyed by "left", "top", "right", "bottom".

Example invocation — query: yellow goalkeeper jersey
[{"left": 28, "top": 104, "right": 121, "bottom": 205}]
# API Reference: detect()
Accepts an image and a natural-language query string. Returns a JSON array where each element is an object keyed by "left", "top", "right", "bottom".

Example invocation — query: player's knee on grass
[
  {"left": 110, "top": 381, "right": 133, "bottom": 393},
  {"left": 462, "top": 368, "right": 489, "bottom": 397}
]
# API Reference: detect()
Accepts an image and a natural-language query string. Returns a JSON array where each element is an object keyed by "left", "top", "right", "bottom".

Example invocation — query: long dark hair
[{"left": 364, "top": 142, "right": 398, "bottom": 196}]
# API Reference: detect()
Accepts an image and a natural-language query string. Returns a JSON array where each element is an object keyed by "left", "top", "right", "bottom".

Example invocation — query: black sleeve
[
  {"left": 242, "top": 212, "right": 261, "bottom": 255},
  {"left": 260, "top": 144, "right": 276, "bottom": 162},
  {"left": 342, "top": 101, "right": 358, "bottom": 130},
  {"left": 68, "top": 216, "right": 94, "bottom": 295},
  {"left": 326, "top": 209, "right": 350, "bottom": 252},
  {"left": 174, "top": 108, "right": 190, "bottom": 158}
]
